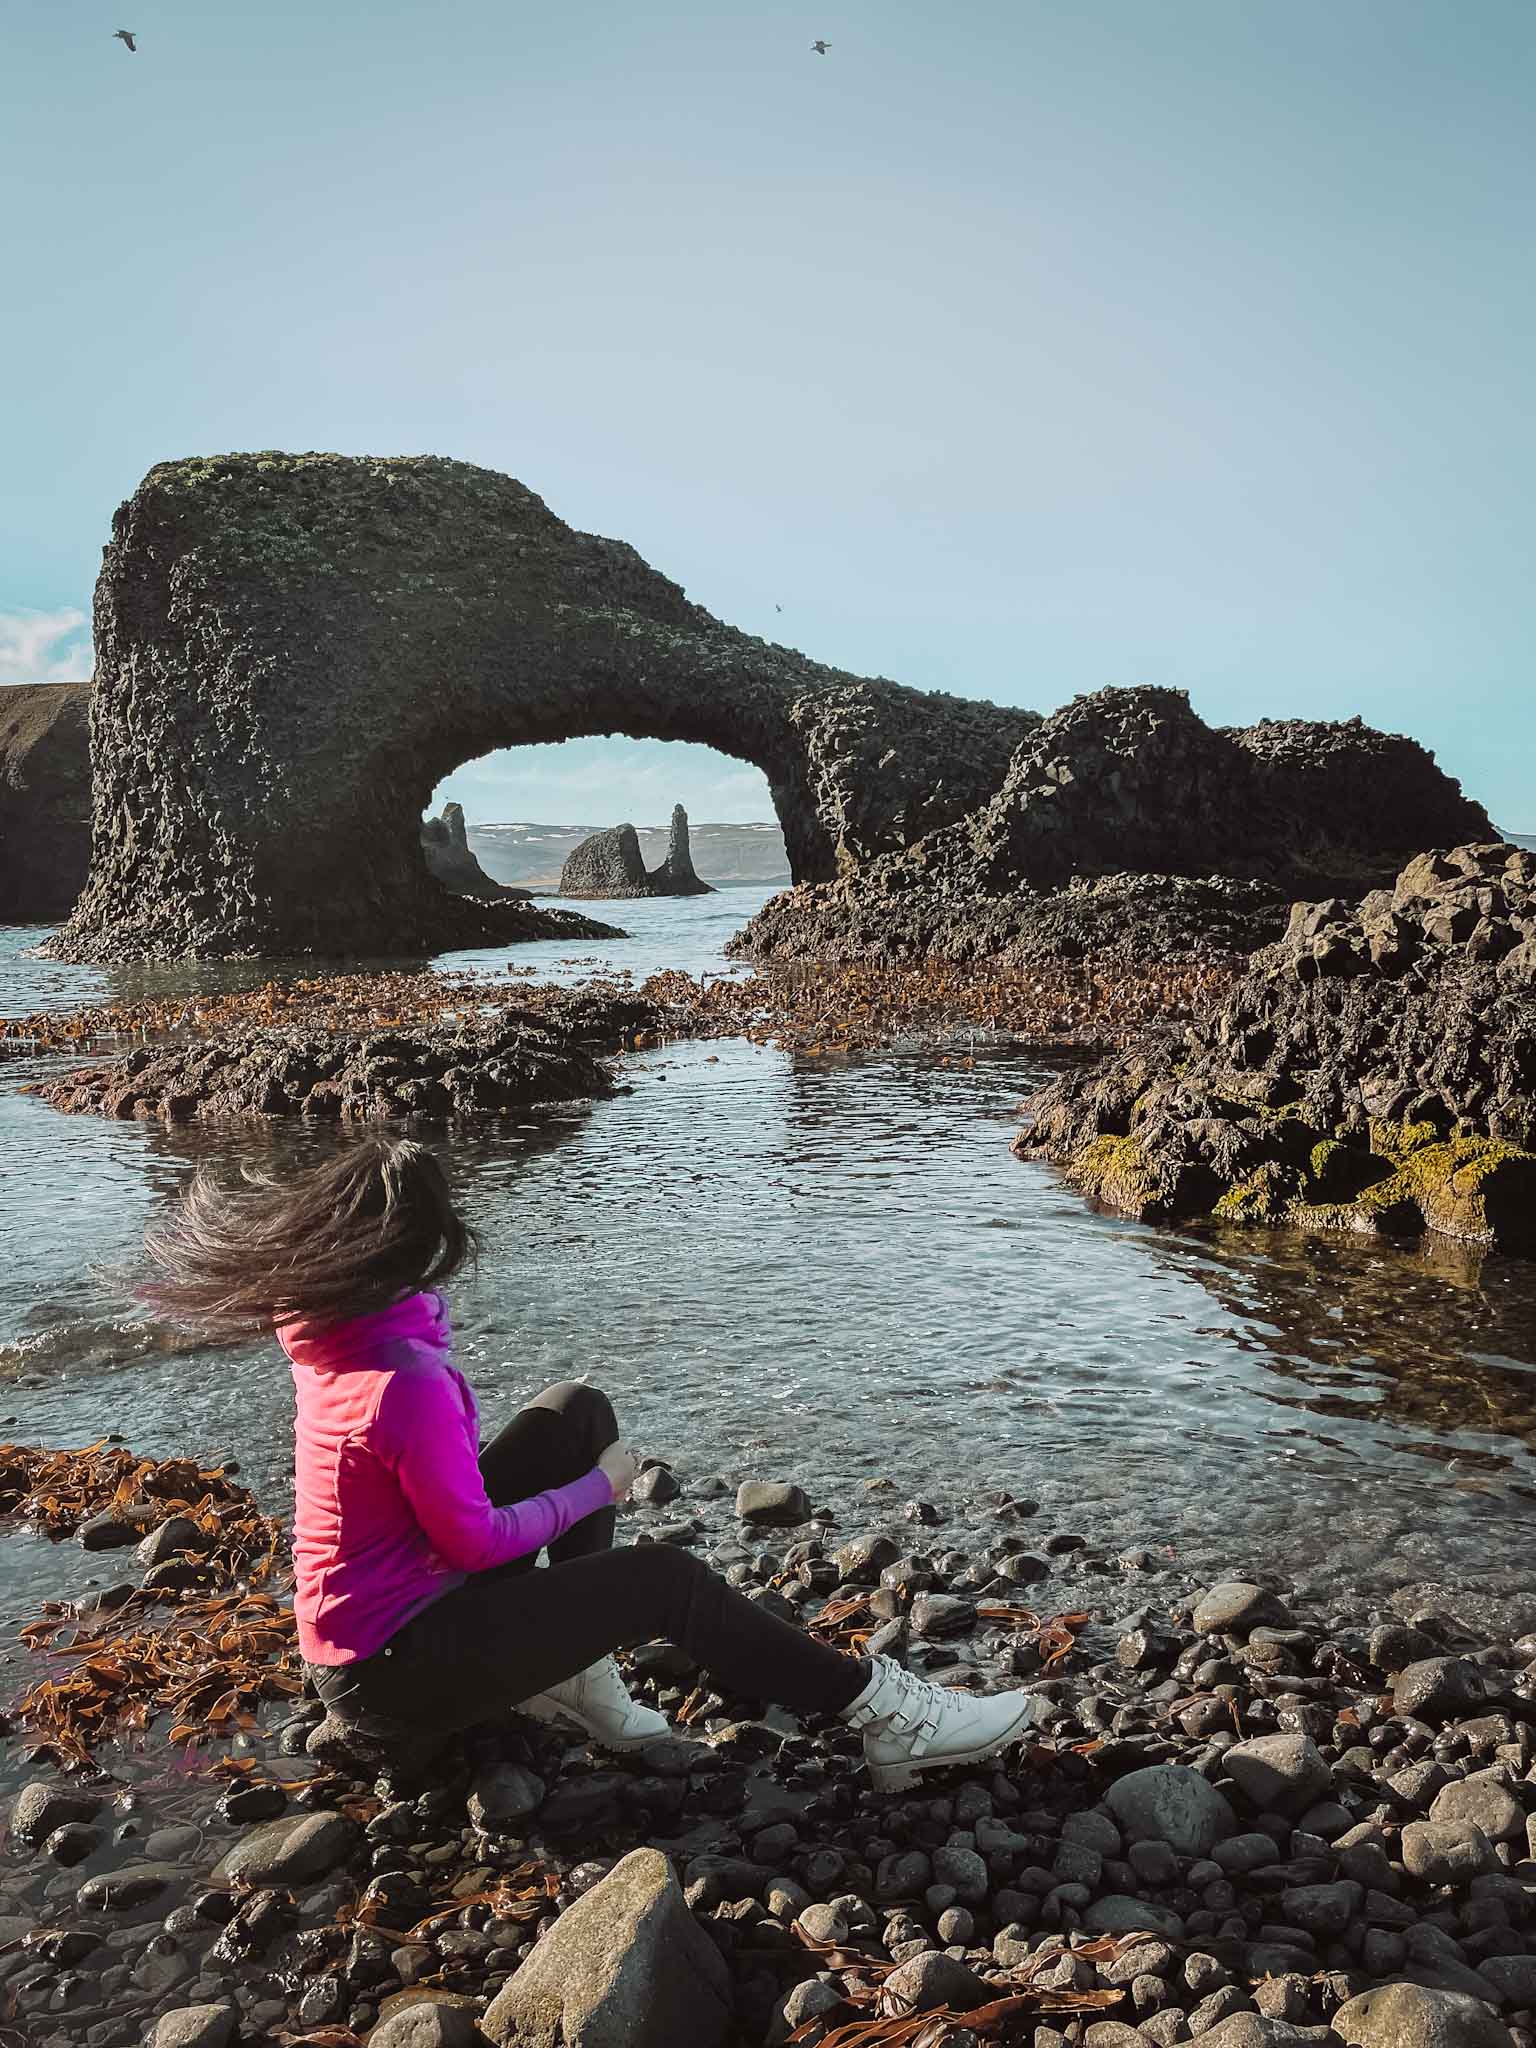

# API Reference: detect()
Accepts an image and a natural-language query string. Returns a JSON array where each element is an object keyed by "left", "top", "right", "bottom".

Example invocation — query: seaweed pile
[{"left": 0, "top": 1442, "right": 298, "bottom": 1770}]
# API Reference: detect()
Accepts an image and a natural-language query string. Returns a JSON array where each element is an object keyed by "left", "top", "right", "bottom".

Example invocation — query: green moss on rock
[
  {"left": 1065, "top": 1135, "right": 1165, "bottom": 1219},
  {"left": 1214, "top": 1163, "right": 1293, "bottom": 1222}
]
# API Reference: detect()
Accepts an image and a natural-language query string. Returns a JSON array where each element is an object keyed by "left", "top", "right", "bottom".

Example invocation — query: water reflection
[{"left": 1146, "top": 1223, "right": 1536, "bottom": 1469}]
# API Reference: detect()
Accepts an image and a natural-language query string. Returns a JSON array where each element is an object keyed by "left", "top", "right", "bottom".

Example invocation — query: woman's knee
[{"left": 524, "top": 1379, "right": 617, "bottom": 1448}]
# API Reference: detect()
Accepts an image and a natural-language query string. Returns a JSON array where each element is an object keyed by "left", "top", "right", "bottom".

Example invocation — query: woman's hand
[{"left": 599, "top": 1444, "right": 639, "bottom": 1503}]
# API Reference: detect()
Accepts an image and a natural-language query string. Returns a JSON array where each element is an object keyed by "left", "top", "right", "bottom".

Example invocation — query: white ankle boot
[
  {"left": 840, "top": 1655, "right": 1036, "bottom": 1792},
  {"left": 520, "top": 1656, "right": 671, "bottom": 1752}
]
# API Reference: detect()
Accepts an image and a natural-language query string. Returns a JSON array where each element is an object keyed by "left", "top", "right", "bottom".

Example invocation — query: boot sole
[
  {"left": 518, "top": 1693, "right": 668, "bottom": 1752},
  {"left": 865, "top": 1699, "right": 1036, "bottom": 1793}
]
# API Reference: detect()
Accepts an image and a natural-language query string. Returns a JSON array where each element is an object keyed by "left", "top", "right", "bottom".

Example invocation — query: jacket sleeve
[{"left": 377, "top": 1367, "right": 612, "bottom": 1574}]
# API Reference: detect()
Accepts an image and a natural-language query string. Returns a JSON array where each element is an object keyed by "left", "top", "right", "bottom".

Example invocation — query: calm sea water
[{"left": 3, "top": 885, "right": 1536, "bottom": 1641}]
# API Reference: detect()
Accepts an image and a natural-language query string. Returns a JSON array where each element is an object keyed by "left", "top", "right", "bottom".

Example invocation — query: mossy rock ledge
[{"left": 1014, "top": 841, "right": 1536, "bottom": 1254}]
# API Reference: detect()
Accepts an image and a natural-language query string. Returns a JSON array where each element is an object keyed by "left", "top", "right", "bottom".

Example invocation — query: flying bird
[
  {"left": 812, "top": 40, "right": 830, "bottom": 55},
  {"left": 114, "top": 29, "right": 137, "bottom": 50},
  {"left": 775, "top": 604, "right": 783, "bottom": 612}
]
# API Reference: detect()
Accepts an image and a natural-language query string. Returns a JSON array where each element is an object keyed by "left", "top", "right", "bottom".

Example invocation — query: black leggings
[{"left": 311, "top": 1381, "right": 869, "bottom": 1735}]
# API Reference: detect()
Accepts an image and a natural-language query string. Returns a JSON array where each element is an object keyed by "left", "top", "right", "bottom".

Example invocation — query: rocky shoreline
[
  {"left": 1015, "top": 844, "right": 1536, "bottom": 1257},
  {"left": 5, "top": 1446, "right": 1536, "bottom": 2048},
  {"left": 7, "top": 956, "right": 1246, "bottom": 1133}
]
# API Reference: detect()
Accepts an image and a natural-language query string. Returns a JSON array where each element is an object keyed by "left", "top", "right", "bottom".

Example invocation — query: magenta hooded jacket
[{"left": 280, "top": 1291, "right": 612, "bottom": 1665}]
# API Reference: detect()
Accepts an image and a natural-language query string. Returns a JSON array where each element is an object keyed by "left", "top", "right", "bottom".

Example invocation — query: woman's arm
[{"left": 378, "top": 1370, "right": 612, "bottom": 1573}]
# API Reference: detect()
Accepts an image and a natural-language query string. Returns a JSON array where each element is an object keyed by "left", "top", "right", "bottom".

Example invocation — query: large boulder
[
  {"left": 0, "top": 680, "right": 91, "bottom": 922},
  {"left": 1104, "top": 1765, "right": 1236, "bottom": 1855},
  {"left": 1333, "top": 1982, "right": 1513, "bottom": 2048},
  {"left": 480, "top": 1847, "right": 732, "bottom": 2048}
]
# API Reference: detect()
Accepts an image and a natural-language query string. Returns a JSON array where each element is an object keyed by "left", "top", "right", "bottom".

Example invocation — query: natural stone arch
[{"left": 51, "top": 453, "right": 1039, "bottom": 961}]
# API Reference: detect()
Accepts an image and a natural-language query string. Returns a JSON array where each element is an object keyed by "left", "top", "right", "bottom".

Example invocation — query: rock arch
[{"left": 50, "top": 454, "right": 1039, "bottom": 961}]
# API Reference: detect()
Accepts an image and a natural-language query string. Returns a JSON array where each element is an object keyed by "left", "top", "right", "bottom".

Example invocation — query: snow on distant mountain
[{"left": 467, "top": 820, "right": 791, "bottom": 889}]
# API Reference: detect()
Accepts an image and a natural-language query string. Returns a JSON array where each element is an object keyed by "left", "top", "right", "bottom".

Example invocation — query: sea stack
[
  {"left": 0, "top": 681, "right": 92, "bottom": 923},
  {"left": 559, "top": 805, "right": 715, "bottom": 900},
  {"left": 421, "top": 802, "right": 530, "bottom": 901}
]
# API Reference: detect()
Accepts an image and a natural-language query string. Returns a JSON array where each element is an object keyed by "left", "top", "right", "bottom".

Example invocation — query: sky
[{"left": 2, "top": 1, "right": 1531, "bottom": 830}]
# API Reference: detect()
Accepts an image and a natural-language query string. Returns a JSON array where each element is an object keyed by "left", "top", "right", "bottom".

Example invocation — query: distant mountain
[{"left": 468, "top": 819, "right": 790, "bottom": 890}]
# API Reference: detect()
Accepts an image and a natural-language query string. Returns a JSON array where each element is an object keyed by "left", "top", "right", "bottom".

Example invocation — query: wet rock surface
[
  {"left": 0, "top": 679, "right": 91, "bottom": 924},
  {"left": 7, "top": 1458, "right": 1536, "bottom": 2048},
  {"left": 560, "top": 804, "right": 713, "bottom": 901},
  {"left": 736, "top": 688, "right": 1491, "bottom": 968},
  {"left": 1015, "top": 843, "right": 1536, "bottom": 1254}
]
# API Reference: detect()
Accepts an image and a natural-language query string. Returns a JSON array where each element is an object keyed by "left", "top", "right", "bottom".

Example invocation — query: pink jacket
[{"left": 281, "top": 1291, "right": 612, "bottom": 1665}]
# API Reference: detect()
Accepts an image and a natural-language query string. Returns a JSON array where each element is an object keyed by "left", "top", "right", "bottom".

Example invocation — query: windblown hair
[{"left": 139, "top": 1137, "right": 476, "bottom": 1336}]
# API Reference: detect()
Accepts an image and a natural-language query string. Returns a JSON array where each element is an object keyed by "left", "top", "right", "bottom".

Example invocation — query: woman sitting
[{"left": 141, "top": 1137, "right": 1036, "bottom": 1791}]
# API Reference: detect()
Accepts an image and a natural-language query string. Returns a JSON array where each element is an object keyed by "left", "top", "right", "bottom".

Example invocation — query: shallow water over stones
[{"left": 3, "top": 891, "right": 1536, "bottom": 1657}]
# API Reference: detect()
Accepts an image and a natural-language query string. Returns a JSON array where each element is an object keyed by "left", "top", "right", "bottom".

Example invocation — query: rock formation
[
  {"left": 420, "top": 802, "right": 530, "bottom": 900},
  {"left": 559, "top": 804, "right": 714, "bottom": 899},
  {"left": 29, "top": 1011, "right": 620, "bottom": 1123},
  {"left": 0, "top": 681, "right": 92, "bottom": 923},
  {"left": 735, "top": 687, "right": 1492, "bottom": 965},
  {"left": 1015, "top": 842, "right": 1536, "bottom": 1253},
  {"left": 47, "top": 453, "right": 1035, "bottom": 961},
  {"left": 652, "top": 802, "right": 712, "bottom": 895}
]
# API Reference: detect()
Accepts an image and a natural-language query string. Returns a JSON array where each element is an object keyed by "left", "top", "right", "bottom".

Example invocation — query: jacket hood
[{"left": 279, "top": 1289, "right": 451, "bottom": 1371}]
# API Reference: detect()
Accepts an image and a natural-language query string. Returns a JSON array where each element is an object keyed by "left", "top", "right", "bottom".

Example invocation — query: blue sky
[{"left": 3, "top": 0, "right": 1531, "bottom": 829}]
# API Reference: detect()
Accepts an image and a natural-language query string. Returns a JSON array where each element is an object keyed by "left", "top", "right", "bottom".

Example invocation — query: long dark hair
[{"left": 139, "top": 1137, "right": 476, "bottom": 1336}]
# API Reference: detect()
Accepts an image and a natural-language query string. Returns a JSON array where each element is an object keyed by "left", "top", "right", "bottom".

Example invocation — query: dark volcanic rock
[
  {"left": 559, "top": 805, "right": 713, "bottom": 899},
  {"left": 46, "top": 452, "right": 1034, "bottom": 961},
  {"left": 735, "top": 868, "right": 1289, "bottom": 969},
  {"left": 735, "top": 686, "right": 1490, "bottom": 966},
  {"left": 420, "top": 802, "right": 531, "bottom": 901},
  {"left": 1015, "top": 841, "right": 1536, "bottom": 1253},
  {"left": 560, "top": 822, "right": 651, "bottom": 898},
  {"left": 0, "top": 680, "right": 91, "bottom": 922},
  {"left": 29, "top": 1010, "right": 624, "bottom": 1123}
]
